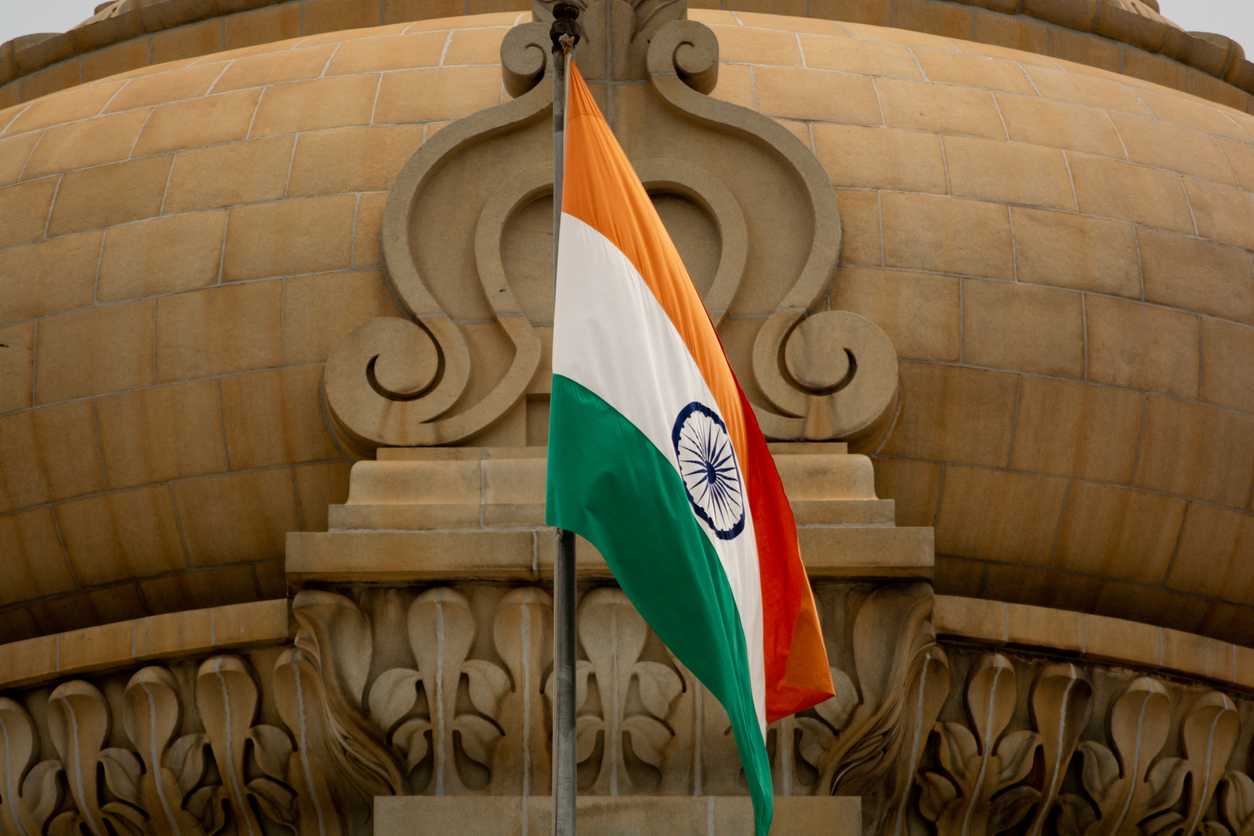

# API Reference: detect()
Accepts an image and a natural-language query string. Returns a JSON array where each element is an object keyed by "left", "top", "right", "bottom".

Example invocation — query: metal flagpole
[{"left": 550, "top": 4, "right": 580, "bottom": 836}]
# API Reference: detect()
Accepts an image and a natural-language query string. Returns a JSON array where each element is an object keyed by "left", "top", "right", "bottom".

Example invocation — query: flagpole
[{"left": 550, "top": 5, "right": 580, "bottom": 836}]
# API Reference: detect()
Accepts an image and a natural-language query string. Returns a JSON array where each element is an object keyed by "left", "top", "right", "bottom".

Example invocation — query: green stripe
[{"left": 545, "top": 374, "right": 773, "bottom": 836}]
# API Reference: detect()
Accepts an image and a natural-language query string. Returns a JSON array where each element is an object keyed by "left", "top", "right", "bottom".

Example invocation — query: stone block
[
  {"left": 757, "top": 67, "right": 885, "bottom": 125},
  {"left": 894, "top": 0, "right": 973, "bottom": 40},
  {"left": 163, "top": 135, "right": 294, "bottom": 212},
  {"left": 830, "top": 268, "right": 959, "bottom": 361},
  {"left": 213, "top": 598, "right": 289, "bottom": 648},
  {"left": 220, "top": 366, "right": 340, "bottom": 469},
  {"left": 98, "top": 210, "right": 227, "bottom": 300},
  {"left": 0, "top": 633, "right": 59, "bottom": 688},
  {"left": 809, "top": 0, "right": 890, "bottom": 26},
  {"left": 151, "top": 20, "right": 223, "bottom": 64},
  {"left": 383, "top": 0, "right": 464, "bottom": 22},
  {"left": 140, "top": 565, "right": 260, "bottom": 614},
  {"left": 250, "top": 74, "right": 379, "bottom": 137},
  {"left": 1139, "top": 228, "right": 1254, "bottom": 325},
  {"left": 0, "top": 508, "right": 78, "bottom": 607},
  {"left": 1111, "top": 111, "right": 1236, "bottom": 185},
  {"left": 104, "top": 64, "right": 224, "bottom": 113},
  {"left": 11, "top": 33, "right": 76, "bottom": 76},
  {"left": 1048, "top": 28, "right": 1122, "bottom": 73},
  {"left": 934, "top": 466, "right": 1068, "bottom": 565},
  {"left": 286, "top": 530, "right": 541, "bottom": 583},
  {"left": 133, "top": 607, "right": 216, "bottom": 658},
  {"left": 833, "top": 189, "right": 881, "bottom": 267},
  {"left": 57, "top": 619, "right": 134, "bottom": 676},
  {"left": 96, "top": 379, "right": 229, "bottom": 488},
  {"left": 1189, "top": 71, "right": 1249, "bottom": 113},
  {"left": 812, "top": 123, "right": 945, "bottom": 193},
  {"left": 798, "top": 34, "right": 920, "bottom": 78},
  {"left": 211, "top": 45, "right": 337, "bottom": 94},
  {"left": 1083, "top": 612, "right": 1161, "bottom": 668},
  {"left": 971, "top": 11, "right": 1049, "bottom": 57},
  {"left": 876, "top": 78, "right": 1006, "bottom": 138},
  {"left": 326, "top": 30, "right": 447, "bottom": 75},
  {"left": 225, "top": 5, "right": 302, "bottom": 50},
  {"left": 283, "top": 270, "right": 399, "bottom": 363},
  {"left": 17, "top": 63, "right": 77, "bottom": 103},
  {"left": 300, "top": 0, "right": 383, "bottom": 35},
  {"left": 1135, "top": 85, "right": 1250, "bottom": 141},
  {"left": 254, "top": 558, "right": 285, "bottom": 597},
  {"left": 1166, "top": 503, "right": 1254, "bottom": 604},
  {"left": 933, "top": 554, "right": 985, "bottom": 597},
  {"left": 47, "top": 154, "right": 173, "bottom": 237},
  {"left": 71, "top": 5, "right": 143, "bottom": 53},
  {"left": 56, "top": 484, "right": 188, "bottom": 586},
  {"left": 0, "top": 608, "right": 40, "bottom": 645},
  {"left": 1085, "top": 296, "right": 1199, "bottom": 399},
  {"left": 31, "top": 586, "right": 150, "bottom": 638},
  {"left": 880, "top": 362, "right": 1018, "bottom": 467},
  {"left": 914, "top": 48, "right": 1034, "bottom": 94},
  {"left": 1201, "top": 319, "right": 1254, "bottom": 415},
  {"left": 1022, "top": 0, "right": 1097, "bottom": 30},
  {"left": 871, "top": 456, "right": 942, "bottom": 527},
  {"left": 82, "top": 38, "right": 151, "bottom": 83},
  {"left": 1237, "top": 644, "right": 1254, "bottom": 689},
  {"left": 707, "top": 25, "right": 802, "bottom": 66},
  {"left": 294, "top": 461, "right": 352, "bottom": 532},
  {"left": 706, "top": 62, "right": 756, "bottom": 110},
  {"left": 133, "top": 89, "right": 262, "bottom": 156},
  {"left": 1006, "top": 602, "right": 1084, "bottom": 654},
  {"left": 933, "top": 595, "right": 1005, "bottom": 642},
  {"left": 223, "top": 194, "right": 356, "bottom": 280},
  {"left": 34, "top": 299, "right": 155, "bottom": 402},
  {"left": 1161, "top": 628, "right": 1235, "bottom": 684},
  {"left": 0, "top": 131, "right": 41, "bottom": 187},
  {"left": 961, "top": 280, "right": 1084, "bottom": 377},
  {"left": 136, "top": 0, "right": 218, "bottom": 31},
  {"left": 174, "top": 468, "right": 301, "bottom": 566},
  {"left": 1134, "top": 396, "right": 1254, "bottom": 509},
  {"left": 155, "top": 280, "right": 282, "bottom": 381},
  {"left": 982, "top": 564, "right": 1103, "bottom": 611},
  {"left": 724, "top": 0, "right": 807, "bottom": 15},
  {"left": 1219, "top": 138, "right": 1254, "bottom": 191},
  {"left": 1009, "top": 376, "right": 1143, "bottom": 484},
  {"left": 0, "top": 321, "right": 34, "bottom": 413},
  {"left": 1121, "top": 48, "right": 1187, "bottom": 92},
  {"left": 0, "top": 231, "right": 103, "bottom": 324},
  {"left": 994, "top": 93, "right": 1126, "bottom": 158},
  {"left": 1022, "top": 65, "right": 1150, "bottom": 115},
  {"left": 1010, "top": 206, "right": 1139, "bottom": 297},
  {"left": 1183, "top": 177, "right": 1254, "bottom": 252},
  {"left": 24, "top": 106, "right": 150, "bottom": 180},
  {"left": 1068, "top": 153, "right": 1194, "bottom": 233},
  {"left": 0, "top": 400, "right": 107, "bottom": 511},
  {"left": 1052, "top": 482, "right": 1185, "bottom": 585},
  {"left": 945, "top": 135, "right": 1076, "bottom": 211},
  {"left": 374, "top": 66, "right": 504, "bottom": 124},
  {"left": 880, "top": 193, "right": 1014, "bottom": 280},
  {"left": 0, "top": 177, "right": 57, "bottom": 248},
  {"left": 287, "top": 125, "right": 424, "bottom": 195}
]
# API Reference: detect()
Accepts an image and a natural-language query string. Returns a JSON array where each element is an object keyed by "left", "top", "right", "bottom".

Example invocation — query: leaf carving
[
  {"left": 1026, "top": 664, "right": 1093, "bottom": 836},
  {"left": 0, "top": 698, "right": 63, "bottom": 836}
]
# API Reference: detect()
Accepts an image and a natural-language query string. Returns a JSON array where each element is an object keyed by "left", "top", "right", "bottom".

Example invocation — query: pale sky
[{"left": 0, "top": 0, "right": 1250, "bottom": 56}]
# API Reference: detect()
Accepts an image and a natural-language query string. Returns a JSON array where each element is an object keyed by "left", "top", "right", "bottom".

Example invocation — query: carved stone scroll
[{"left": 322, "top": 1, "right": 901, "bottom": 455}]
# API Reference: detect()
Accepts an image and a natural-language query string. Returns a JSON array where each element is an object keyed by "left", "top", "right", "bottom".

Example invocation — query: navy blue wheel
[{"left": 671, "top": 401, "right": 746, "bottom": 541}]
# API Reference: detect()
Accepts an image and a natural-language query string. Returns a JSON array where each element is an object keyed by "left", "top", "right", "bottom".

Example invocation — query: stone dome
[{"left": 2, "top": 7, "right": 1254, "bottom": 646}]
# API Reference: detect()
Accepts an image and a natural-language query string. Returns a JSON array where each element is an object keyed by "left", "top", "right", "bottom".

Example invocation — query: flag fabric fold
[{"left": 545, "top": 61, "right": 835, "bottom": 836}]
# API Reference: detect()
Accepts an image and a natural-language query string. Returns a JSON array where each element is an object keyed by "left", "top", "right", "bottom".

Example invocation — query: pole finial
[{"left": 551, "top": 2, "right": 581, "bottom": 55}]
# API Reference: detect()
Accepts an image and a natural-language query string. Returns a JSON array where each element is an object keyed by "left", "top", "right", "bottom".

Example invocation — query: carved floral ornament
[
  {"left": 321, "top": 0, "right": 900, "bottom": 458},
  {"left": 7, "top": 583, "right": 1254, "bottom": 836}
]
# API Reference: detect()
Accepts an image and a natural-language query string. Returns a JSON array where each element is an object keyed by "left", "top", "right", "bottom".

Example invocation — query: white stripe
[{"left": 553, "top": 213, "right": 766, "bottom": 735}]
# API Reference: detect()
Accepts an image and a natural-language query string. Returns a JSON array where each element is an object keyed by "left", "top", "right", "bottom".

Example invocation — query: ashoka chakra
[{"left": 671, "top": 402, "right": 746, "bottom": 541}]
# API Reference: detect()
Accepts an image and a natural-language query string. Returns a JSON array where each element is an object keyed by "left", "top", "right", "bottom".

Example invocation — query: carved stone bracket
[{"left": 322, "top": 0, "right": 899, "bottom": 457}]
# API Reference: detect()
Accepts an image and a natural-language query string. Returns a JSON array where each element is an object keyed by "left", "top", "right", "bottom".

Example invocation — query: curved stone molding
[{"left": 4, "top": 0, "right": 1253, "bottom": 113}]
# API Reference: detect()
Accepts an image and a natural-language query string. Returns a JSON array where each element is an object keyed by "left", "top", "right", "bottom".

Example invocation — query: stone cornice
[{"left": 1, "top": 0, "right": 1252, "bottom": 114}]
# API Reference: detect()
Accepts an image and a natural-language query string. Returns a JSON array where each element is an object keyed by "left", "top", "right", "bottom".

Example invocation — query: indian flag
[{"left": 545, "top": 62, "right": 835, "bottom": 834}]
